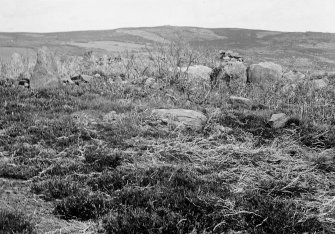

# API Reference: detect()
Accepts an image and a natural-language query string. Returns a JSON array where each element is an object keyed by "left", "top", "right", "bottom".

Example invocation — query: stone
[
  {"left": 311, "top": 78, "right": 329, "bottom": 89},
  {"left": 103, "top": 111, "right": 118, "bottom": 122},
  {"left": 30, "top": 47, "right": 61, "bottom": 89},
  {"left": 144, "top": 77, "right": 156, "bottom": 88},
  {"left": 283, "top": 70, "right": 305, "bottom": 81},
  {"left": 9, "top": 53, "right": 25, "bottom": 79},
  {"left": 247, "top": 62, "right": 283, "bottom": 84},
  {"left": 214, "top": 125, "right": 233, "bottom": 134},
  {"left": 210, "top": 62, "right": 247, "bottom": 88},
  {"left": 17, "top": 78, "right": 30, "bottom": 88},
  {"left": 70, "top": 74, "right": 93, "bottom": 85},
  {"left": 179, "top": 65, "right": 212, "bottom": 79},
  {"left": 71, "top": 110, "right": 102, "bottom": 128},
  {"left": 178, "top": 65, "right": 212, "bottom": 93},
  {"left": 228, "top": 96, "right": 254, "bottom": 109},
  {"left": 152, "top": 109, "right": 207, "bottom": 131},
  {"left": 269, "top": 113, "right": 290, "bottom": 129},
  {"left": 61, "top": 77, "right": 75, "bottom": 85},
  {"left": 281, "top": 83, "right": 298, "bottom": 93},
  {"left": 217, "top": 61, "right": 247, "bottom": 84},
  {"left": 219, "top": 50, "right": 243, "bottom": 61}
]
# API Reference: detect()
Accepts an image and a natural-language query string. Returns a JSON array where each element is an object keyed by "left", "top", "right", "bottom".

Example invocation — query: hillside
[
  {"left": 1, "top": 28, "right": 335, "bottom": 233},
  {"left": 1, "top": 26, "right": 335, "bottom": 71}
]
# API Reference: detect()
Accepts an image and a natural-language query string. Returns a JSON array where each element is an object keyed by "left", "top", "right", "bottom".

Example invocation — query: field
[{"left": 1, "top": 28, "right": 335, "bottom": 233}]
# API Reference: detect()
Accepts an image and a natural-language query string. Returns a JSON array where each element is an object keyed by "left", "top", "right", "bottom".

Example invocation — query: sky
[{"left": 0, "top": 0, "right": 334, "bottom": 33}]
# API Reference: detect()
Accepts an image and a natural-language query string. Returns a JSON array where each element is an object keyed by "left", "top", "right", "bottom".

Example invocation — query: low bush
[
  {"left": 235, "top": 191, "right": 325, "bottom": 233},
  {"left": 53, "top": 191, "right": 113, "bottom": 220},
  {"left": 84, "top": 147, "right": 123, "bottom": 172},
  {"left": 0, "top": 209, "right": 35, "bottom": 234},
  {"left": 0, "top": 164, "right": 40, "bottom": 180},
  {"left": 31, "top": 177, "right": 82, "bottom": 200}
]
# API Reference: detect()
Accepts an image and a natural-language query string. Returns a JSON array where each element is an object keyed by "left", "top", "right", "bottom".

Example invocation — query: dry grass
[{"left": 0, "top": 43, "right": 335, "bottom": 233}]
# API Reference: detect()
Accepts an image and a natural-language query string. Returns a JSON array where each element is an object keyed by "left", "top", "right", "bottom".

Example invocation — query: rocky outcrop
[
  {"left": 152, "top": 109, "right": 207, "bottom": 131},
  {"left": 247, "top": 62, "right": 283, "bottom": 84},
  {"left": 30, "top": 47, "right": 61, "bottom": 89}
]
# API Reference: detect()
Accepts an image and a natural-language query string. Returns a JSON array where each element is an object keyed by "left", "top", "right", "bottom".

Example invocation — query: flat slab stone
[{"left": 152, "top": 109, "right": 207, "bottom": 130}]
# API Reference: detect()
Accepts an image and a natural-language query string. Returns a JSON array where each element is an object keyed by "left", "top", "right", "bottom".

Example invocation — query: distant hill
[{"left": 1, "top": 26, "right": 335, "bottom": 71}]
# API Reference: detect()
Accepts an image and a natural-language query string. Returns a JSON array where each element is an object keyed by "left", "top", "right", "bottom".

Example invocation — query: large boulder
[
  {"left": 10, "top": 53, "right": 25, "bottom": 79},
  {"left": 152, "top": 109, "right": 207, "bottom": 131},
  {"left": 247, "top": 62, "right": 283, "bottom": 84},
  {"left": 178, "top": 65, "right": 212, "bottom": 91},
  {"left": 210, "top": 62, "right": 247, "bottom": 88},
  {"left": 225, "top": 62, "right": 247, "bottom": 81},
  {"left": 30, "top": 47, "right": 61, "bottom": 89},
  {"left": 179, "top": 65, "right": 212, "bottom": 80}
]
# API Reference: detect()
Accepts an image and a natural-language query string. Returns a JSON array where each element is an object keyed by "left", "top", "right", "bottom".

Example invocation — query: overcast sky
[{"left": 0, "top": 0, "right": 334, "bottom": 33}]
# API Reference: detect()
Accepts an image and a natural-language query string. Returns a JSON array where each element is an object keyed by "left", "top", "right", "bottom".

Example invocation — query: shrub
[
  {"left": 102, "top": 207, "right": 181, "bottom": 234},
  {"left": 0, "top": 164, "right": 40, "bottom": 180},
  {"left": 84, "top": 147, "right": 123, "bottom": 172},
  {"left": 298, "top": 124, "right": 335, "bottom": 149},
  {"left": 31, "top": 177, "right": 82, "bottom": 200},
  {"left": 53, "top": 191, "right": 113, "bottom": 220},
  {"left": 216, "top": 110, "right": 276, "bottom": 145},
  {"left": 235, "top": 191, "right": 324, "bottom": 233},
  {"left": 0, "top": 209, "right": 35, "bottom": 234}
]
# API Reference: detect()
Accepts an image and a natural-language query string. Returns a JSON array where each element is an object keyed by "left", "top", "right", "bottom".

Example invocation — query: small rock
[
  {"left": 103, "top": 111, "right": 118, "bottom": 122},
  {"left": 228, "top": 96, "right": 254, "bottom": 109},
  {"left": 269, "top": 113, "right": 290, "bottom": 129},
  {"left": 61, "top": 77, "right": 75, "bottom": 85},
  {"left": 214, "top": 125, "right": 233, "bottom": 134},
  {"left": 70, "top": 74, "right": 93, "bottom": 85},
  {"left": 82, "top": 75, "right": 94, "bottom": 82},
  {"left": 71, "top": 110, "right": 102, "bottom": 127},
  {"left": 311, "top": 78, "right": 329, "bottom": 89},
  {"left": 281, "top": 83, "right": 297, "bottom": 93},
  {"left": 283, "top": 70, "right": 305, "bottom": 81},
  {"left": 144, "top": 77, "right": 156, "bottom": 88},
  {"left": 152, "top": 109, "right": 207, "bottom": 131}
]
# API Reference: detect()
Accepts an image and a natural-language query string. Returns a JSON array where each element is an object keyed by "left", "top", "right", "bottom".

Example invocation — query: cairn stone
[{"left": 30, "top": 47, "right": 61, "bottom": 89}]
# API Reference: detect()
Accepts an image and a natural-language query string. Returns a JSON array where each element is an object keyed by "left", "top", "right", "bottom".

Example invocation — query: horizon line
[{"left": 0, "top": 25, "right": 333, "bottom": 34}]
